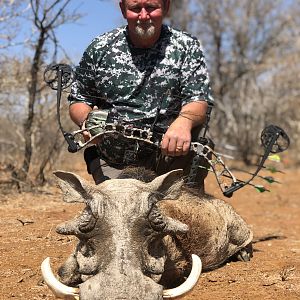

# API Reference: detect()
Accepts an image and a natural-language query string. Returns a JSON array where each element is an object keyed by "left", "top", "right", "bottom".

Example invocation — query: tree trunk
[
  {"left": 35, "top": 131, "right": 64, "bottom": 185},
  {"left": 18, "top": 30, "right": 46, "bottom": 183}
]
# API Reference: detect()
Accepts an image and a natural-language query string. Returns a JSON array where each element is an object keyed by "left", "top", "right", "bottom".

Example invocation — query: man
[{"left": 68, "top": 0, "right": 214, "bottom": 192}]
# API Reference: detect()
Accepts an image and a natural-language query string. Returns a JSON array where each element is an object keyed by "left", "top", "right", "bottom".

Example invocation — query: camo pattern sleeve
[
  {"left": 68, "top": 28, "right": 124, "bottom": 108},
  {"left": 178, "top": 34, "right": 214, "bottom": 106},
  {"left": 68, "top": 25, "right": 214, "bottom": 127}
]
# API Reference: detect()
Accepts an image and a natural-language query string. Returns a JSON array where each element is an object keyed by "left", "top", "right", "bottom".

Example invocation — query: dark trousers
[
  {"left": 84, "top": 144, "right": 211, "bottom": 195},
  {"left": 84, "top": 125, "right": 212, "bottom": 193}
]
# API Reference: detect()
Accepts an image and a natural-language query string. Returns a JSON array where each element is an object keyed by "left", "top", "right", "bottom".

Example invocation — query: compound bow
[{"left": 44, "top": 63, "right": 290, "bottom": 198}]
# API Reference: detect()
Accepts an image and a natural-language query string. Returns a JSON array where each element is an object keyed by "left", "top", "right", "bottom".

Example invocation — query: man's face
[{"left": 120, "top": 0, "right": 168, "bottom": 41}]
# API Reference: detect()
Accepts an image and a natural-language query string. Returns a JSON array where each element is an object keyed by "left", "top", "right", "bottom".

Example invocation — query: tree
[
  {"left": 191, "top": 0, "right": 300, "bottom": 164},
  {"left": 15, "top": 0, "right": 81, "bottom": 186},
  {"left": 0, "top": 0, "right": 26, "bottom": 49},
  {"left": 167, "top": 0, "right": 190, "bottom": 31}
]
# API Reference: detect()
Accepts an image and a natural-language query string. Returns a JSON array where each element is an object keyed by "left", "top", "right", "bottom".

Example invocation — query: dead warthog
[{"left": 41, "top": 168, "right": 253, "bottom": 300}]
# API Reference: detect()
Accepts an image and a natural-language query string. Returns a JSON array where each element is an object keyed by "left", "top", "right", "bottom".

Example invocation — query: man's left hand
[{"left": 161, "top": 117, "right": 192, "bottom": 156}]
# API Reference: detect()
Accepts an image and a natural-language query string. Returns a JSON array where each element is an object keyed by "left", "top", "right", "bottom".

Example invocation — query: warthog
[{"left": 42, "top": 168, "right": 253, "bottom": 300}]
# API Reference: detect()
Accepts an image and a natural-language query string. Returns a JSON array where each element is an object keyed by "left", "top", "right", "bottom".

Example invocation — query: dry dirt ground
[{"left": 0, "top": 159, "right": 300, "bottom": 300}]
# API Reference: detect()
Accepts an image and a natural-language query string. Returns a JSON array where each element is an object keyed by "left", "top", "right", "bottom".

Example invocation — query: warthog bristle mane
[{"left": 117, "top": 167, "right": 157, "bottom": 183}]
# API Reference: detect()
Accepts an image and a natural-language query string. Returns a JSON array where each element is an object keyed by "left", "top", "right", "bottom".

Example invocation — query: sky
[{"left": 56, "top": 0, "right": 123, "bottom": 62}]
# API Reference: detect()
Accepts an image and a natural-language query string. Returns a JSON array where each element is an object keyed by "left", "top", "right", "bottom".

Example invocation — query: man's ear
[
  {"left": 119, "top": 1, "right": 127, "bottom": 19},
  {"left": 163, "top": 0, "right": 170, "bottom": 17}
]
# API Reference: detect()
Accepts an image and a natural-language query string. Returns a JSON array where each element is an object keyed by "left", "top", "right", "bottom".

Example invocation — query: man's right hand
[
  {"left": 80, "top": 120, "right": 92, "bottom": 142},
  {"left": 69, "top": 103, "right": 101, "bottom": 144},
  {"left": 69, "top": 102, "right": 92, "bottom": 127}
]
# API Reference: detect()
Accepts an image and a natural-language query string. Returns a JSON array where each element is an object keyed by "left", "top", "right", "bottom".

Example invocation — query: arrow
[
  {"left": 231, "top": 168, "right": 281, "bottom": 184},
  {"left": 198, "top": 166, "right": 270, "bottom": 193},
  {"left": 260, "top": 165, "right": 285, "bottom": 174}
]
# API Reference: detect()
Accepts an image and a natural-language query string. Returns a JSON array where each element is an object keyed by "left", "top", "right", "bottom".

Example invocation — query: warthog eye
[
  {"left": 78, "top": 215, "right": 97, "bottom": 233},
  {"left": 148, "top": 205, "right": 166, "bottom": 232}
]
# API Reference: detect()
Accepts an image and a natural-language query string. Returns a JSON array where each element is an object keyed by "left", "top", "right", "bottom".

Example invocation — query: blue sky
[{"left": 56, "top": 0, "right": 123, "bottom": 62}]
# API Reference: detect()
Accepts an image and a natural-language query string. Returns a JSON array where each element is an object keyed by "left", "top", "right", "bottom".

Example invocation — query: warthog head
[{"left": 41, "top": 170, "right": 201, "bottom": 300}]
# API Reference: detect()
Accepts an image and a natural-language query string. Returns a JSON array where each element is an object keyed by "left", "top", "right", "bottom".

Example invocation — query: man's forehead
[{"left": 124, "top": 0, "right": 164, "bottom": 6}]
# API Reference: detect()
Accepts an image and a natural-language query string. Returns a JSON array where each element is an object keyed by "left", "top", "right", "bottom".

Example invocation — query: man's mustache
[{"left": 136, "top": 20, "right": 154, "bottom": 26}]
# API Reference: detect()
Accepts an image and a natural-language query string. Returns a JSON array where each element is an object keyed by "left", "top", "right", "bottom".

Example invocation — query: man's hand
[
  {"left": 161, "top": 117, "right": 192, "bottom": 156},
  {"left": 69, "top": 103, "right": 99, "bottom": 143},
  {"left": 161, "top": 101, "right": 208, "bottom": 157},
  {"left": 80, "top": 120, "right": 92, "bottom": 142}
]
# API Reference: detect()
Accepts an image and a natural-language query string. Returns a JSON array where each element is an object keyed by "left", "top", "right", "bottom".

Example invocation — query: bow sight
[
  {"left": 222, "top": 125, "right": 290, "bottom": 197},
  {"left": 44, "top": 63, "right": 78, "bottom": 152},
  {"left": 44, "top": 63, "right": 74, "bottom": 90},
  {"left": 45, "top": 63, "right": 290, "bottom": 197}
]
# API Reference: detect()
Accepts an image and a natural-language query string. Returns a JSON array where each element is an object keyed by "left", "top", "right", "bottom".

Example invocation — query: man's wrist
[
  {"left": 173, "top": 114, "right": 193, "bottom": 130},
  {"left": 178, "top": 112, "right": 197, "bottom": 128},
  {"left": 78, "top": 120, "right": 86, "bottom": 129}
]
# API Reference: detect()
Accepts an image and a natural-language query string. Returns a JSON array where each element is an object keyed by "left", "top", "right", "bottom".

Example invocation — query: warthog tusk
[
  {"left": 162, "top": 254, "right": 202, "bottom": 299},
  {"left": 41, "top": 257, "right": 80, "bottom": 300}
]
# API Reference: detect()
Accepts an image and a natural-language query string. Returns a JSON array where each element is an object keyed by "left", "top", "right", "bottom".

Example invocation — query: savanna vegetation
[{"left": 0, "top": 0, "right": 299, "bottom": 191}]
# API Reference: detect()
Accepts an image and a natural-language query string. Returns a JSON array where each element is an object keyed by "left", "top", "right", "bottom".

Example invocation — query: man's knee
[{"left": 84, "top": 146, "right": 101, "bottom": 174}]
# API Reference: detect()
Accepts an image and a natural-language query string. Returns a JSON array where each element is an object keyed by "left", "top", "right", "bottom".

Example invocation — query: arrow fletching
[
  {"left": 268, "top": 154, "right": 281, "bottom": 162},
  {"left": 254, "top": 185, "right": 270, "bottom": 193},
  {"left": 261, "top": 165, "right": 284, "bottom": 174},
  {"left": 263, "top": 176, "right": 281, "bottom": 184}
]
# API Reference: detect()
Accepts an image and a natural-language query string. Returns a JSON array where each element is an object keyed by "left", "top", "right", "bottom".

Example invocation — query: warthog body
[{"left": 44, "top": 168, "right": 252, "bottom": 300}]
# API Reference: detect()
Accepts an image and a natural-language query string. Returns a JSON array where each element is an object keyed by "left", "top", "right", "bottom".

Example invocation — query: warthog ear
[
  {"left": 149, "top": 169, "right": 184, "bottom": 201},
  {"left": 53, "top": 171, "right": 91, "bottom": 203}
]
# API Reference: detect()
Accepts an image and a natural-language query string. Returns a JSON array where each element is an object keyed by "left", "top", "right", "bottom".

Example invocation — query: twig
[{"left": 17, "top": 219, "right": 34, "bottom": 226}]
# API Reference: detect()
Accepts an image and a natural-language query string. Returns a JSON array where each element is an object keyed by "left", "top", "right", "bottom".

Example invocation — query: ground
[{"left": 0, "top": 159, "right": 299, "bottom": 300}]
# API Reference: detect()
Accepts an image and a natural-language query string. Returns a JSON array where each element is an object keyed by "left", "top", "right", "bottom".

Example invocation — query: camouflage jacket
[{"left": 68, "top": 24, "right": 214, "bottom": 130}]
